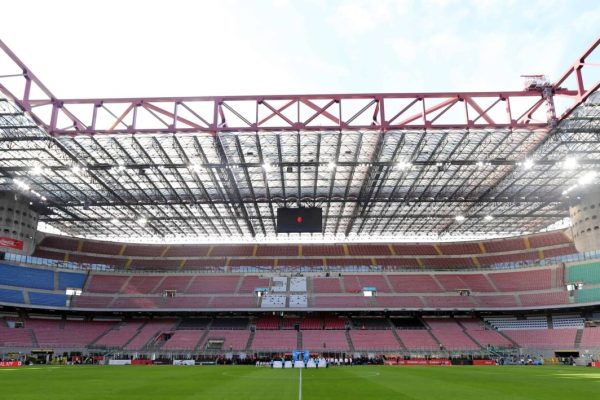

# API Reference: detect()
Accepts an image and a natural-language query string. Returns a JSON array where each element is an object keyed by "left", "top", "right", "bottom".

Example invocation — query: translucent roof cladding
[{"left": 0, "top": 91, "right": 598, "bottom": 243}]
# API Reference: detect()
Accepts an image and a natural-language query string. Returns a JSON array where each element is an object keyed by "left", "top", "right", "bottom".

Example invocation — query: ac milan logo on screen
[{"left": 0, "top": 237, "right": 23, "bottom": 250}]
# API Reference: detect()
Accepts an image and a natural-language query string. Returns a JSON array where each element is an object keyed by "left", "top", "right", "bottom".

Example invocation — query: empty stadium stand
[{"left": 29, "top": 229, "right": 577, "bottom": 272}]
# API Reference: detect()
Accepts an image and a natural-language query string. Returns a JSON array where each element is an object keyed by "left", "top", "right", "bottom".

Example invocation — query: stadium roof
[{"left": 0, "top": 38, "right": 599, "bottom": 244}]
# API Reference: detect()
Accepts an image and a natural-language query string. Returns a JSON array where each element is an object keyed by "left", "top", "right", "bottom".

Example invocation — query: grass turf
[{"left": 1, "top": 365, "right": 599, "bottom": 400}]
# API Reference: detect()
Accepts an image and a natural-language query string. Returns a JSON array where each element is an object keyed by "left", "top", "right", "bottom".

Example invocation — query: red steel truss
[{"left": 0, "top": 37, "right": 597, "bottom": 136}]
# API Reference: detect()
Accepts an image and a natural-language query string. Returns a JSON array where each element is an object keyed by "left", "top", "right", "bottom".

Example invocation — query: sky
[{"left": 0, "top": 0, "right": 599, "bottom": 99}]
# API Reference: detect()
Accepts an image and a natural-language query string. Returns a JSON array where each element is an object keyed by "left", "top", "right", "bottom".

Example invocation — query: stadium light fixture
[
  {"left": 262, "top": 162, "right": 274, "bottom": 172},
  {"left": 362, "top": 287, "right": 377, "bottom": 297},
  {"left": 523, "top": 159, "right": 534, "bottom": 169},
  {"left": 328, "top": 161, "right": 336, "bottom": 170},
  {"left": 563, "top": 157, "right": 577, "bottom": 170},
  {"left": 476, "top": 161, "right": 485, "bottom": 169},
  {"left": 455, "top": 215, "right": 466, "bottom": 222},
  {"left": 137, "top": 217, "right": 147, "bottom": 226},
  {"left": 397, "top": 160, "right": 411, "bottom": 170},
  {"left": 578, "top": 171, "right": 597, "bottom": 185},
  {"left": 30, "top": 165, "right": 44, "bottom": 175},
  {"left": 484, "top": 215, "right": 494, "bottom": 221},
  {"left": 13, "top": 179, "right": 30, "bottom": 191},
  {"left": 111, "top": 218, "right": 120, "bottom": 224}
]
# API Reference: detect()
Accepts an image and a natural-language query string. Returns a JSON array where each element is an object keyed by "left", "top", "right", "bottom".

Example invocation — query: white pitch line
[{"left": 298, "top": 367, "right": 303, "bottom": 400}]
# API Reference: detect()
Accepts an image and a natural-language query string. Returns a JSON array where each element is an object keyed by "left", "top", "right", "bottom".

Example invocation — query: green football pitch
[{"left": 1, "top": 365, "right": 599, "bottom": 400}]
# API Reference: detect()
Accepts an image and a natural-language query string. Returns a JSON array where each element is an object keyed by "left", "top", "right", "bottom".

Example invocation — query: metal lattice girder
[{"left": 0, "top": 37, "right": 599, "bottom": 242}]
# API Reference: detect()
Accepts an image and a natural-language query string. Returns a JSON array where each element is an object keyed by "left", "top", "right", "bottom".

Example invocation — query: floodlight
[
  {"left": 328, "top": 162, "right": 336, "bottom": 170},
  {"left": 523, "top": 159, "right": 534, "bottom": 169},
  {"left": 455, "top": 215, "right": 466, "bottom": 222},
  {"left": 484, "top": 215, "right": 494, "bottom": 221},
  {"left": 563, "top": 157, "right": 577, "bottom": 170},
  {"left": 578, "top": 171, "right": 597, "bottom": 185},
  {"left": 397, "top": 160, "right": 411, "bottom": 170}
]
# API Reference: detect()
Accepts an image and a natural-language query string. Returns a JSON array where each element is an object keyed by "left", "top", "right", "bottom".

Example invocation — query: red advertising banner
[
  {"left": 132, "top": 360, "right": 153, "bottom": 365},
  {"left": 386, "top": 358, "right": 451, "bottom": 366},
  {"left": 0, "top": 237, "right": 24, "bottom": 250},
  {"left": 473, "top": 360, "right": 496, "bottom": 366},
  {"left": 0, "top": 361, "right": 22, "bottom": 367},
  {"left": 593, "top": 362, "right": 600, "bottom": 368}
]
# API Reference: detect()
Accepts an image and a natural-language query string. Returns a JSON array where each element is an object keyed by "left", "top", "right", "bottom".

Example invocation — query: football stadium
[{"left": 1, "top": 2, "right": 600, "bottom": 399}]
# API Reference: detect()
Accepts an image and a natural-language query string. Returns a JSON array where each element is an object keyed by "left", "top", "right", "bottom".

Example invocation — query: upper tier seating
[
  {"left": 528, "top": 231, "right": 570, "bottom": 248},
  {"left": 31, "top": 230, "right": 577, "bottom": 274},
  {"left": 483, "top": 237, "right": 525, "bottom": 253},
  {"left": 164, "top": 245, "right": 210, "bottom": 257},
  {"left": 438, "top": 242, "right": 482, "bottom": 255},
  {"left": 256, "top": 245, "right": 297, "bottom": 257}
]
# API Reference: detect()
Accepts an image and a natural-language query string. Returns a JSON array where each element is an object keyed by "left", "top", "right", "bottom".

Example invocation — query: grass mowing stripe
[
  {"left": 299, "top": 367, "right": 302, "bottom": 400},
  {"left": 2, "top": 365, "right": 600, "bottom": 399}
]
